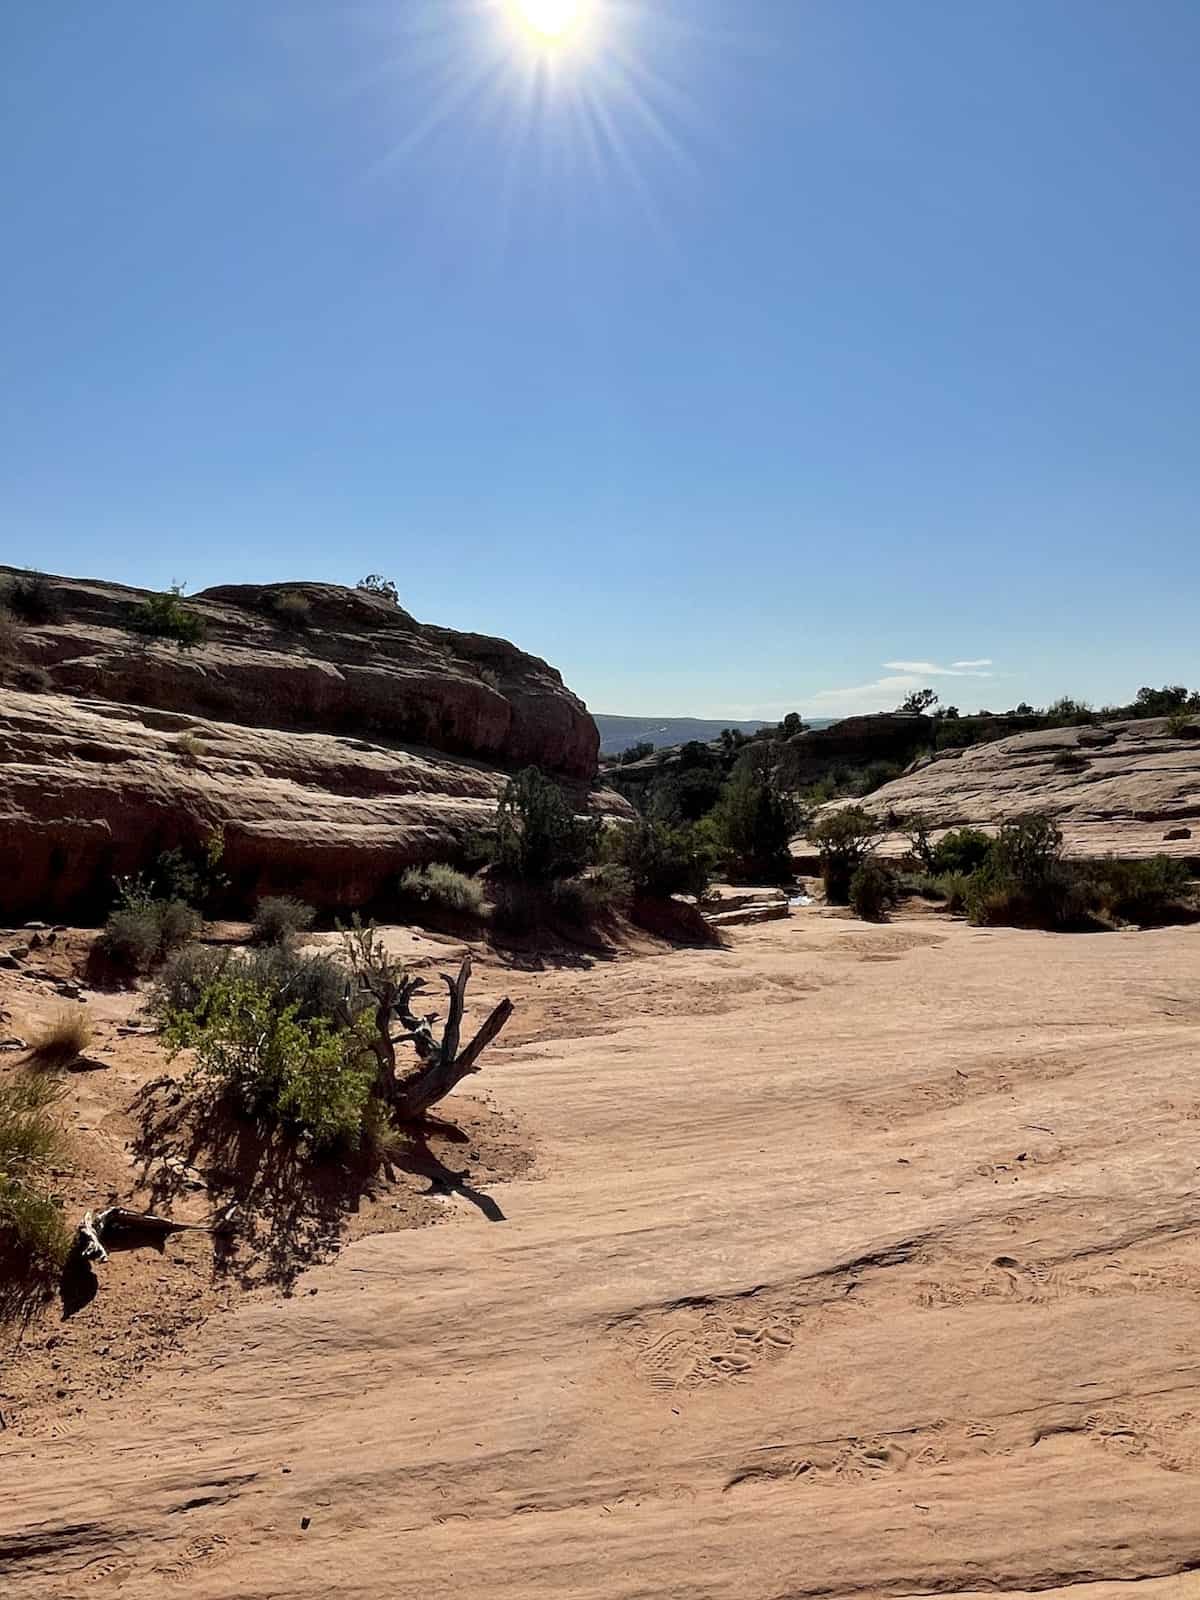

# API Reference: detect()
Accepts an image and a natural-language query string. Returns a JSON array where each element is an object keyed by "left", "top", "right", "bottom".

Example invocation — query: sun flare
[{"left": 507, "top": 0, "right": 592, "bottom": 46}]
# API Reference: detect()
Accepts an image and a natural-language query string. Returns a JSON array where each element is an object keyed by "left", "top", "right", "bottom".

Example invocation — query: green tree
[
  {"left": 898, "top": 688, "right": 938, "bottom": 715},
  {"left": 706, "top": 759, "right": 798, "bottom": 882},
  {"left": 494, "top": 768, "right": 601, "bottom": 882},
  {"left": 810, "top": 805, "right": 881, "bottom": 903}
]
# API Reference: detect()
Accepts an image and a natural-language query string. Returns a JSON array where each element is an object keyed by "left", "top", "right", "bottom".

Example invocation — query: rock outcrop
[
  {"left": 851, "top": 716, "right": 1200, "bottom": 860},
  {"left": 0, "top": 568, "right": 614, "bottom": 919}
]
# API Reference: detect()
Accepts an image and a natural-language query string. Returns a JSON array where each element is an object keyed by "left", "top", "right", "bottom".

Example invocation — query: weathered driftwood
[
  {"left": 339, "top": 924, "right": 514, "bottom": 1121},
  {"left": 77, "top": 1203, "right": 238, "bottom": 1264}
]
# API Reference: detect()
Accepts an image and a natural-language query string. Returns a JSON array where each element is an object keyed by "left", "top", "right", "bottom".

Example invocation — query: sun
[{"left": 506, "top": 0, "right": 593, "bottom": 47}]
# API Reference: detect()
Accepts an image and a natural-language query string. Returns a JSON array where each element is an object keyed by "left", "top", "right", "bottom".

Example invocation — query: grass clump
[
  {"left": 272, "top": 590, "right": 312, "bottom": 630},
  {"left": 28, "top": 1008, "right": 93, "bottom": 1069},
  {"left": 96, "top": 883, "right": 200, "bottom": 976},
  {"left": 0, "top": 1071, "right": 70, "bottom": 1279},
  {"left": 1052, "top": 748, "right": 1089, "bottom": 772},
  {"left": 398, "top": 864, "right": 486, "bottom": 918},
  {"left": 252, "top": 895, "right": 316, "bottom": 947}
]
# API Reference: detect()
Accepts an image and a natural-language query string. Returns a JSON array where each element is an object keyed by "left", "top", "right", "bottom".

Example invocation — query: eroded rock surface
[
  {"left": 0, "top": 569, "right": 613, "bottom": 917},
  {"left": 855, "top": 716, "right": 1200, "bottom": 859}
]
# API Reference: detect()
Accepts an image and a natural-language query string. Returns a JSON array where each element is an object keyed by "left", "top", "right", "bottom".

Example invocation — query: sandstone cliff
[
  {"left": 0, "top": 568, "right": 613, "bottom": 919},
  {"left": 855, "top": 717, "right": 1200, "bottom": 859}
]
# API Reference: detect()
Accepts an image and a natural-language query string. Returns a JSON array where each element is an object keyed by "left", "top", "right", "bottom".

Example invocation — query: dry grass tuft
[
  {"left": 28, "top": 1007, "right": 93, "bottom": 1069},
  {"left": 0, "top": 1069, "right": 71, "bottom": 1297}
]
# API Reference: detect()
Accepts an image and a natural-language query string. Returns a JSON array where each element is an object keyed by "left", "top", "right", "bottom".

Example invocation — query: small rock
[
  {"left": 23, "top": 921, "right": 48, "bottom": 931},
  {"left": 0, "top": 954, "right": 20, "bottom": 970},
  {"left": 9, "top": 944, "right": 30, "bottom": 960},
  {"left": 27, "top": 932, "right": 43, "bottom": 951},
  {"left": 0, "top": 1037, "right": 27, "bottom": 1052}
]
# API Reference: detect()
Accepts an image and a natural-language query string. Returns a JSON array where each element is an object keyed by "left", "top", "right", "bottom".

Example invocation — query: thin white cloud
[{"left": 883, "top": 659, "right": 994, "bottom": 679}]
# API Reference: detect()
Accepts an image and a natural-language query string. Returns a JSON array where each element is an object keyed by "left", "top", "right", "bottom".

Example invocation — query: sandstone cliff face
[
  {"left": 2, "top": 570, "right": 597, "bottom": 778},
  {"left": 856, "top": 717, "right": 1200, "bottom": 859},
  {"left": 0, "top": 569, "right": 613, "bottom": 919}
]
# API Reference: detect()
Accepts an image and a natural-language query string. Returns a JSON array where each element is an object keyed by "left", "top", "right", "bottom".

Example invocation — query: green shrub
[
  {"left": 618, "top": 741, "right": 655, "bottom": 765},
  {"left": 964, "top": 816, "right": 1096, "bottom": 929},
  {"left": 849, "top": 861, "right": 898, "bottom": 922},
  {"left": 810, "top": 805, "right": 880, "bottom": 904},
  {"left": 0, "top": 1071, "right": 69, "bottom": 1274},
  {"left": 97, "top": 889, "right": 200, "bottom": 975},
  {"left": 252, "top": 895, "right": 316, "bottom": 946},
  {"left": 607, "top": 819, "right": 713, "bottom": 899},
  {"left": 1091, "top": 855, "right": 1193, "bottom": 924},
  {"left": 706, "top": 761, "right": 798, "bottom": 881},
  {"left": 4, "top": 572, "right": 60, "bottom": 624},
  {"left": 272, "top": 590, "right": 311, "bottom": 629},
  {"left": 931, "top": 827, "right": 994, "bottom": 876},
  {"left": 356, "top": 574, "right": 400, "bottom": 603},
  {"left": 176, "top": 732, "right": 205, "bottom": 766},
  {"left": 1167, "top": 712, "right": 1199, "bottom": 740},
  {"left": 398, "top": 864, "right": 486, "bottom": 918},
  {"left": 152, "top": 942, "right": 349, "bottom": 1030},
  {"left": 129, "top": 585, "right": 206, "bottom": 650},
  {"left": 551, "top": 865, "right": 633, "bottom": 924},
  {"left": 494, "top": 767, "right": 601, "bottom": 882},
  {"left": 158, "top": 965, "right": 372, "bottom": 1148}
]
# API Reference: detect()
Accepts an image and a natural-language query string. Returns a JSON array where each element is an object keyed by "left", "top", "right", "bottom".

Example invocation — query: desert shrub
[
  {"left": 619, "top": 741, "right": 655, "bottom": 765},
  {"left": 1091, "top": 855, "right": 1193, "bottom": 924},
  {"left": 551, "top": 865, "right": 633, "bottom": 923},
  {"left": 152, "top": 941, "right": 349, "bottom": 1031},
  {"left": 810, "top": 805, "right": 880, "bottom": 904},
  {"left": 1167, "top": 712, "right": 1199, "bottom": 740},
  {"left": 934, "top": 872, "right": 973, "bottom": 914},
  {"left": 10, "top": 663, "right": 50, "bottom": 692},
  {"left": 607, "top": 819, "right": 713, "bottom": 899},
  {"left": 252, "top": 895, "right": 316, "bottom": 947},
  {"left": 494, "top": 767, "right": 601, "bottom": 882},
  {"left": 176, "top": 732, "right": 205, "bottom": 766},
  {"left": 849, "top": 861, "right": 898, "bottom": 922},
  {"left": 398, "top": 864, "right": 486, "bottom": 918},
  {"left": 931, "top": 827, "right": 994, "bottom": 876},
  {"left": 272, "top": 590, "right": 311, "bottom": 629},
  {"left": 356, "top": 574, "right": 399, "bottom": 603},
  {"left": 852, "top": 760, "right": 904, "bottom": 797},
  {"left": 1134, "top": 685, "right": 1200, "bottom": 720},
  {"left": 706, "top": 761, "right": 798, "bottom": 882},
  {"left": 1052, "top": 748, "right": 1089, "bottom": 772},
  {"left": 129, "top": 585, "right": 206, "bottom": 650},
  {"left": 646, "top": 765, "right": 727, "bottom": 824},
  {"left": 97, "top": 890, "right": 200, "bottom": 975},
  {"left": 0, "top": 605, "right": 20, "bottom": 660},
  {"left": 965, "top": 814, "right": 1096, "bottom": 929},
  {"left": 158, "top": 965, "right": 372, "bottom": 1148},
  {"left": 28, "top": 1008, "right": 93, "bottom": 1069},
  {"left": 4, "top": 572, "right": 59, "bottom": 623},
  {"left": 0, "top": 1071, "right": 70, "bottom": 1274}
]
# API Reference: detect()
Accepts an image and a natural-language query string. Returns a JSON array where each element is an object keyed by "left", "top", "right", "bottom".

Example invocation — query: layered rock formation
[
  {"left": 854, "top": 717, "right": 1200, "bottom": 860},
  {"left": 0, "top": 568, "right": 613, "bottom": 919}
]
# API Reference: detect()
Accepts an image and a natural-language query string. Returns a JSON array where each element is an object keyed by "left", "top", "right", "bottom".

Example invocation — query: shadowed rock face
[
  {"left": 0, "top": 569, "right": 615, "bottom": 918},
  {"left": 854, "top": 716, "right": 1200, "bottom": 860}
]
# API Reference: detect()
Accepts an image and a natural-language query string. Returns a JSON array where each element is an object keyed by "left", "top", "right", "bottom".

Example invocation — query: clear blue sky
[{"left": 4, "top": 1, "right": 1198, "bottom": 717}]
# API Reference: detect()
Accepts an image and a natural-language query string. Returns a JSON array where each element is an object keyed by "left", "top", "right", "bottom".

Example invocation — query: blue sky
[{"left": 3, "top": 1, "right": 1198, "bottom": 718}]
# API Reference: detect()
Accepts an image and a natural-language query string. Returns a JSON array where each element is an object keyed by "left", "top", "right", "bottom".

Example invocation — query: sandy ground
[{"left": 4, "top": 908, "right": 1200, "bottom": 1597}]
